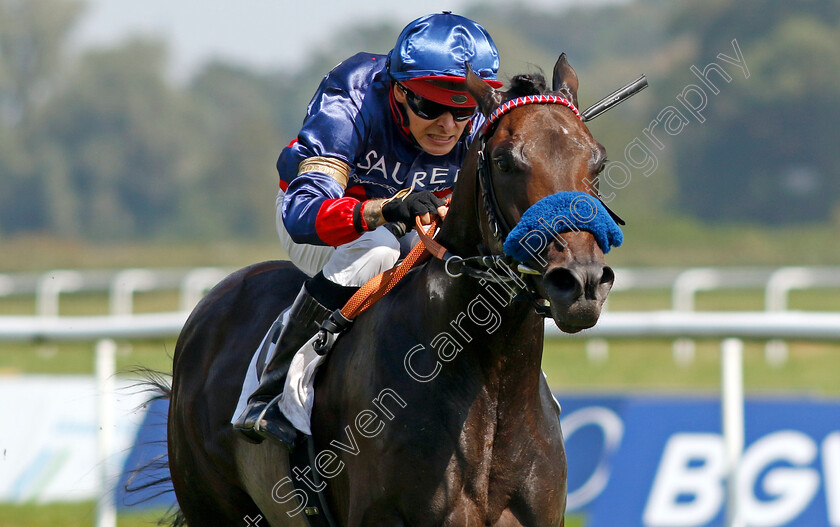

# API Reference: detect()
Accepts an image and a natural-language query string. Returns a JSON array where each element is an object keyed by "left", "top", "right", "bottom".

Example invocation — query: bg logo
[{"left": 644, "top": 431, "right": 840, "bottom": 526}]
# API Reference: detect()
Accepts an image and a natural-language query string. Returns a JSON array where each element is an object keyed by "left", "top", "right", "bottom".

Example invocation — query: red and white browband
[{"left": 483, "top": 95, "right": 582, "bottom": 135}]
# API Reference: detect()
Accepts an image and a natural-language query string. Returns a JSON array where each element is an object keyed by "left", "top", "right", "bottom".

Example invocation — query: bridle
[
  {"left": 433, "top": 95, "right": 589, "bottom": 317},
  {"left": 477, "top": 94, "right": 584, "bottom": 245},
  {"left": 317, "top": 97, "right": 585, "bottom": 353}
]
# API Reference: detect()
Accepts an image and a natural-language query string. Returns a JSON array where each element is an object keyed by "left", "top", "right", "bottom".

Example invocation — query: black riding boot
[{"left": 233, "top": 283, "right": 332, "bottom": 448}]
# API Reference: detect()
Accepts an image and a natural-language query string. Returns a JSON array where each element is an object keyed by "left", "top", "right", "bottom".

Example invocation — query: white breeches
[{"left": 275, "top": 189, "right": 418, "bottom": 287}]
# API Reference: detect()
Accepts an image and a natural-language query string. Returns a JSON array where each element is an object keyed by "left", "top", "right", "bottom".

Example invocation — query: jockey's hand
[{"left": 381, "top": 191, "right": 447, "bottom": 226}]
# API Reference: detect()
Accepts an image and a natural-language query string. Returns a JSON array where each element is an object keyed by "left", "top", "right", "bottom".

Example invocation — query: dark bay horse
[{"left": 168, "top": 54, "right": 615, "bottom": 526}]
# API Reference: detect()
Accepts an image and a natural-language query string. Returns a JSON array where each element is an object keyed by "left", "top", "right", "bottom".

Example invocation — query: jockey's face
[{"left": 394, "top": 84, "right": 471, "bottom": 156}]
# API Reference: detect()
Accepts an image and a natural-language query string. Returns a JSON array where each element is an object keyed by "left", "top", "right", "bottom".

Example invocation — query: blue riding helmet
[{"left": 387, "top": 11, "right": 502, "bottom": 107}]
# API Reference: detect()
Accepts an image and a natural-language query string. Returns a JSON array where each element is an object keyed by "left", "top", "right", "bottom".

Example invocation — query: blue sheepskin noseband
[{"left": 503, "top": 191, "right": 623, "bottom": 262}]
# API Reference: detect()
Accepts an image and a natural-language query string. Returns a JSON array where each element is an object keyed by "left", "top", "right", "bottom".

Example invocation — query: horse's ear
[
  {"left": 465, "top": 62, "right": 503, "bottom": 118},
  {"left": 552, "top": 53, "right": 579, "bottom": 107}
]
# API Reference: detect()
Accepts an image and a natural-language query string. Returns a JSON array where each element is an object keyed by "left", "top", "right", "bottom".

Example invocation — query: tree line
[{"left": 1, "top": 0, "right": 837, "bottom": 241}]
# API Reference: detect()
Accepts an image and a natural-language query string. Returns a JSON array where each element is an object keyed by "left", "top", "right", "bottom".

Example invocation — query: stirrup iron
[{"left": 313, "top": 309, "right": 354, "bottom": 355}]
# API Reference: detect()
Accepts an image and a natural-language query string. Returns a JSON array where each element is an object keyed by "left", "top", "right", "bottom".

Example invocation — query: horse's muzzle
[{"left": 542, "top": 262, "right": 614, "bottom": 333}]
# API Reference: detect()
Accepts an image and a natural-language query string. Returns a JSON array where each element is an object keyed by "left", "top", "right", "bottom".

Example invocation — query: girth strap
[{"left": 288, "top": 436, "right": 339, "bottom": 527}]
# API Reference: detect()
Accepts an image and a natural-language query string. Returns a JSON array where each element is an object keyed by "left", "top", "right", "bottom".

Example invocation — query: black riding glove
[{"left": 381, "top": 191, "right": 446, "bottom": 225}]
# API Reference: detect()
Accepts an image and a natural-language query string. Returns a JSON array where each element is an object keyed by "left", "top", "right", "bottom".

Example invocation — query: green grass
[
  {"left": 0, "top": 237, "right": 280, "bottom": 274},
  {"left": 606, "top": 287, "right": 840, "bottom": 312},
  {"left": 542, "top": 338, "right": 840, "bottom": 396},
  {"left": 3, "top": 216, "right": 840, "bottom": 274},
  {"left": 0, "top": 340, "right": 175, "bottom": 376},
  {"left": 0, "top": 502, "right": 170, "bottom": 527},
  {"left": 0, "top": 291, "right": 182, "bottom": 317},
  {"left": 609, "top": 216, "right": 840, "bottom": 267}
]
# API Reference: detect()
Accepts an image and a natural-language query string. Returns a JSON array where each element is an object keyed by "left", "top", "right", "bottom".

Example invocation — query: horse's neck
[
  {"left": 435, "top": 143, "right": 493, "bottom": 257},
  {"left": 346, "top": 142, "right": 542, "bottom": 415},
  {"left": 420, "top": 145, "right": 545, "bottom": 402},
  {"left": 416, "top": 259, "right": 546, "bottom": 407}
]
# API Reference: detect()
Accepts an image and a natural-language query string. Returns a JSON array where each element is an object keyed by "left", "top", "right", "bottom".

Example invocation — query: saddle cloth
[{"left": 231, "top": 310, "right": 325, "bottom": 436}]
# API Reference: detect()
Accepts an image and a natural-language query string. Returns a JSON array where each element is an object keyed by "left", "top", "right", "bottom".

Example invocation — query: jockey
[{"left": 234, "top": 11, "right": 502, "bottom": 446}]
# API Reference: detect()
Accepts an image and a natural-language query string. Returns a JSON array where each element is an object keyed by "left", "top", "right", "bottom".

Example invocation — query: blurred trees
[
  {"left": 0, "top": 0, "right": 83, "bottom": 234},
  {"left": 34, "top": 39, "right": 193, "bottom": 238},
  {"left": 183, "top": 63, "right": 288, "bottom": 238},
  {"left": 666, "top": 0, "right": 840, "bottom": 224},
  {"left": 0, "top": 0, "right": 838, "bottom": 241},
  {"left": 0, "top": 0, "right": 285, "bottom": 239},
  {"left": 475, "top": 0, "right": 840, "bottom": 225},
  {"left": 471, "top": 0, "right": 681, "bottom": 222},
  {"left": 0, "top": 0, "right": 82, "bottom": 126}
]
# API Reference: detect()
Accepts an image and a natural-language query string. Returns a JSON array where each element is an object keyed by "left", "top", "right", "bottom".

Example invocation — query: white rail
[
  {"left": 549, "top": 311, "right": 840, "bottom": 340},
  {"left": 179, "top": 267, "right": 229, "bottom": 311},
  {"left": 3, "top": 310, "right": 840, "bottom": 527},
  {"left": 109, "top": 269, "right": 159, "bottom": 316},
  {"left": 0, "top": 311, "right": 188, "bottom": 341},
  {"left": 0, "top": 274, "right": 14, "bottom": 296},
  {"left": 721, "top": 338, "right": 744, "bottom": 527},
  {"left": 764, "top": 267, "right": 840, "bottom": 366},
  {"left": 0, "top": 268, "right": 232, "bottom": 317},
  {"left": 0, "top": 313, "right": 186, "bottom": 527},
  {"left": 3, "top": 309, "right": 839, "bottom": 342},
  {"left": 670, "top": 267, "right": 777, "bottom": 365},
  {"left": 95, "top": 339, "right": 117, "bottom": 527}
]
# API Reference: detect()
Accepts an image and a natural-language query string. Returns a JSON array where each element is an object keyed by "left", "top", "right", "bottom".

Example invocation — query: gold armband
[{"left": 298, "top": 157, "right": 351, "bottom": 188}]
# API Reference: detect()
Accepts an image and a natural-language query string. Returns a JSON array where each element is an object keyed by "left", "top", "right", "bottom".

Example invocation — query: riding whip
[{"left": 581, "top": 75, "right": 648, "bottom": 122}]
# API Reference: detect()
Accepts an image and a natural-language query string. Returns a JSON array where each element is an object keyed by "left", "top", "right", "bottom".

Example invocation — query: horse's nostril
[
  {"left": 545, "top": 268, "right": 580, "bottom": 297},
  {"left": 600, "top": 266, "right": 615, "bottom": 286},
  {"left": 545, "top": 264, "right": 614, "bottom": 303}
]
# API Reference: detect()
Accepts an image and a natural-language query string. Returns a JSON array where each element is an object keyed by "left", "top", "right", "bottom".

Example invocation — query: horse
[{"left": 167, "top": 54, "right": 617, "bottom": 527}]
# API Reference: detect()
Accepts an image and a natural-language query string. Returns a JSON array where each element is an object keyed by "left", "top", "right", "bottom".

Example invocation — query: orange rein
[{"left": 339, "top": 211, "right": 449, "bottom": 321}]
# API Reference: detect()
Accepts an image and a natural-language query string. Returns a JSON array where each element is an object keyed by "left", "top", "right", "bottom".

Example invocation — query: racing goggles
[{"left": 397, "top": 84, "right": 476, "bottom": 122}]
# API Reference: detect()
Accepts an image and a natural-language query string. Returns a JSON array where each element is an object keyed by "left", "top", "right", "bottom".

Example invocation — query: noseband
[{"left": 439, "top": 94, "right": 624, "bottom": 316}]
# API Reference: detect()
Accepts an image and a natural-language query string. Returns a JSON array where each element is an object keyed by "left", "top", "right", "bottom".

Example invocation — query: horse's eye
[
  {"left": 493, "top": 155, "right": 513, "bottom": 173},
  {"left": 597, "top": 159, "right": 608, "bottom": 174}
]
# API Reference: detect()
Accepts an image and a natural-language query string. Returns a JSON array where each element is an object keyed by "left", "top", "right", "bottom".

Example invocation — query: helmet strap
[{"left": 388, "top": 82, "right": 414, "bottom": 143}]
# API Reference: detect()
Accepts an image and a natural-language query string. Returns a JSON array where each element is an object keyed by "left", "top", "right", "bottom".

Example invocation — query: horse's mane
[
  {"left": 507, "top": 73, "right": 548, "bottom": 97},
  {"left": 506, "top": 72, "right": 576, "bottom": 103}
]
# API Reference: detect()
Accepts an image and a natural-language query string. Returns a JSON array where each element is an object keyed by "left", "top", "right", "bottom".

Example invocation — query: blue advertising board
[
  {"left": 560, "top": 395, "right": 840, "bottom": 527},
  {"left": 119, "top": 394, "right": 840, "bottom": 526},
  {"left": 117, "top": 398, "right": 173, "bottom": 510}
]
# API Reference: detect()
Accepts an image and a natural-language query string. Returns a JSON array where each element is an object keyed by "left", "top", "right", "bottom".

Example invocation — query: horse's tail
[{"left": 123, "top": 367, "right": 186, "bottom": 527}]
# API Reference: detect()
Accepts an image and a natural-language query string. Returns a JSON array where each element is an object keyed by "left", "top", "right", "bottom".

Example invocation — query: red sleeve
[{"left": 314, "top": 197, "right": 365, "bottom": 246}]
